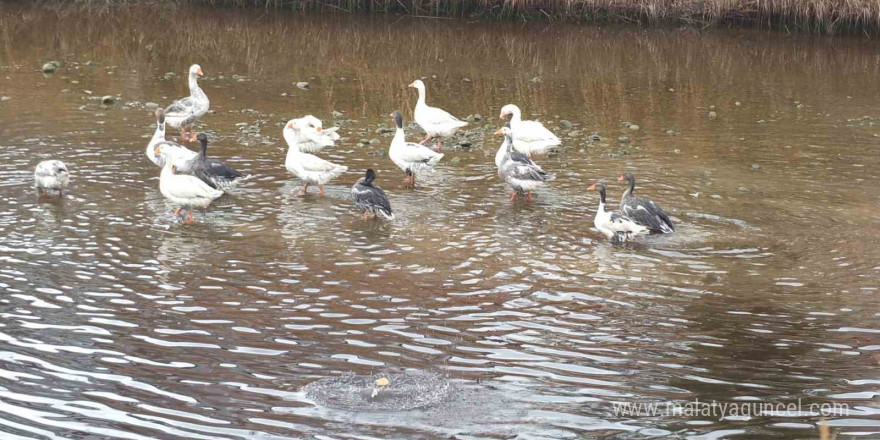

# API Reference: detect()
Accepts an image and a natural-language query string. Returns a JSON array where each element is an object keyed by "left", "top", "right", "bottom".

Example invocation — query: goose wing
[
  {"left": 421, "top": 106, "right": 464, "bottom": 126},
  {"left": 165, "top": 96, "right": 197, "bottom": 116},
  {"left": 399, "top": 142, "right": 443, "bottom": 164},
  {"left": 622, "top": 197, "right": 675, "bottom": 233},
  {"left": 515, "top": 120, "right": 560, "bottom": 144},
  {"left": 352, "top": 183, "right": 392, "bottom": 213},
  {"left": 165, "top": 173, "right": 222, "bottom": 200},
  {"left": 297, "top": 152, "right": 345, "bottom": 172}
]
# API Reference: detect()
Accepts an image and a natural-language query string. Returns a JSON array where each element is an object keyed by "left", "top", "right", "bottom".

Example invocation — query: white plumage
[
  {"left": 34, "top": 160, "right": 69, "bottom": 194},
  {"left": 283, "top": 117, "right": 348, "bottom": 196},
  {"left": 388, "top": 110, "right": 444, "bottom": 187},
  {"left": 292, "top": 115, "right": 341, "bottom": 153},
  {"left": 152, "top": 144, "right": 222, "bottom": 222},
  {"left": 146, "top": 108, "right": 197, "bottom": 167},
  {"left": 499, "top": 104, "right": 560, "bottom": 157},
  {"left": 409, "top": 79, "right": 467, "bottom": 150}
]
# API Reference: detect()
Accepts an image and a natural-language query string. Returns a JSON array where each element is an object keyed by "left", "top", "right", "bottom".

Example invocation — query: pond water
[{"left": 0, "top": 3, "right": 878, "bottom": 439}]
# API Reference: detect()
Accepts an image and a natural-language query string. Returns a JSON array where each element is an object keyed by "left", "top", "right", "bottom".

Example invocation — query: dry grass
[{"left": 37, "top": 0, "right": 880, "bottom": 35}]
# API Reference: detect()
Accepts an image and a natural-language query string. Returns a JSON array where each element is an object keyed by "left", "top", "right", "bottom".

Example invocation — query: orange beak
[
  {"left": 499, "top": 112, "right": 505, "bottom": 118},
  {"left": 287, "top": 121, "right": 294, "bottom": 129},
  {"left": 197, "top": 67, "right": 203, "bottom": 76},
  {"left": 153, "top": 146, "right": 161, "bottom": 155},
  {"left": 407, "top": 82, "right": 415, "bottom": 88},
  {"left": 389, "top": 112, "right": 394, "bottom": 118},
  {"left": 618, "top": 175, "right": 624, "bottom": 182},
  {"left": 494, "top": 128, "right": 503, "bottom": 135},
  {"left": 316, "top": 126, "right": 322, "bottom": 133},
  {"left": 587, "top": 184, "right": 596, "bottom": 191}
]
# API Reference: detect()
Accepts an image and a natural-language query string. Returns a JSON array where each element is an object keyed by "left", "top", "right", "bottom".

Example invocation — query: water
[{"left": 0, "top": 3, "right": 878, "bottom": 439}]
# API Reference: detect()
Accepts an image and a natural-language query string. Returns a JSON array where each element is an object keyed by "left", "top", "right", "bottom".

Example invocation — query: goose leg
[
  {"left": 187, "top": 125, "right": 197, "bottom": 142},
  {"left": 318, "top": 184, "right": 325, "bottom": 197},
  {"left": 173, "top": 207, "right": 183, "bottom": 216},
  {"left": 185, "top": 210, "right": 194, "bottom": 223},
  {"left": 179, "top": 126, "right": 187, "bottom": 142},
  {"left": 419, "top": 135, "right": 432, "bottom": 145},
  {"left": 297, "top": 183, "right": 310, "bottom": 196},
  {"left": 510, "top": 191, "right": 518, "bottom": 202},
  {"left": 527, "top": 192, "right": 534, "bottom": 201},
  {"left": 434, "top": 138, "right": 443, "bottom": 152},
  {"left": 362, "top": 210, "right": 369, "bottom": 220}
]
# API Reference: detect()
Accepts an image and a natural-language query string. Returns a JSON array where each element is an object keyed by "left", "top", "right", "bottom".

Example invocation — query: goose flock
[{"left": 34, "top": 64, "right": 675, "bottom": 242}]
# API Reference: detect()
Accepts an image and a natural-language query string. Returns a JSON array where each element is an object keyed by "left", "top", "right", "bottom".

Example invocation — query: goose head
[
  {"left": 499, "top": 104, "right": 521, "bottom": 120},
  {"left": 300, "top": 115, "right": 323, "bottom": 134},
  {"left": 389, "top": 110, "right": 404, "bottom": 129},
  {"left": 363, "top": 168, "right": 377, "bottom": 186},
  {"left": 407, "top": 79, "right": 425, "bottom": 91},
  {"left": 189, "top": 64, "right": 203, "bottom": 77}
]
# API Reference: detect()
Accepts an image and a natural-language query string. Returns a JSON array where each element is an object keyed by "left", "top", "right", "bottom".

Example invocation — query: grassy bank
[{"left": 44, "top": 0, "right": 880, "bottom": 36}]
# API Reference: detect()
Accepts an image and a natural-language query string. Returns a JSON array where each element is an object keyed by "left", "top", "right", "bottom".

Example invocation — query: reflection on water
[{"left": 0, "top": 3, "right": 878, "bottom": 440}]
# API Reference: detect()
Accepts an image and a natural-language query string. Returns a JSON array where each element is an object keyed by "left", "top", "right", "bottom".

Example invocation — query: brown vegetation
[{"left": 30, "top": 0, "right": 880, "bottom": 36}]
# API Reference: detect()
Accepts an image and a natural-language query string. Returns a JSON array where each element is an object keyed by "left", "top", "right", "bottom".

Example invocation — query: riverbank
[{"left": 27, "top": 0, "right": 880, "bottom": 36}]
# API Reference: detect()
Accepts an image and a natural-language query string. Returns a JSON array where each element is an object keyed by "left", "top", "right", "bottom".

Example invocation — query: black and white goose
[
  {"left": 618, "top": 172, "right": 674, "bottom": 233},
  {"left": 388, "top": 110, "right": 444, "bottom": 188},
  {"left": 588, "top": 181, "right": 648, "bottom": 242},
  {"left": 351, "top": 169, "right": 394, "bottom": 220},
  {"left": 175, "top": 133, "right": 248, "bottom": 191},
  {"left": 495, "top": 127, "right": 553, "bottom": 201}
]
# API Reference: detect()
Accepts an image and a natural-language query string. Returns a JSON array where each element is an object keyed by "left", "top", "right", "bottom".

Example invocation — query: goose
[
  {"left": 146, "top": 108, "right": 197, "bottom": 167},
  {"left": 499, "top": 104, "right": 560, "bottom": 157},
  {"left": 409, "top": 79, "right": 467, "bottom": 151},
  {"left": 588, "top": 181, "right": 648, "bottom": 242},
  {"left": 618, "top": 173, "right": 675, "bottom": 233},
  {"left": 495, "top": 127, "right": 553, "bottom": 201},
  {"left": 175, "top": 133, "right": 248, "bottom": 191},
  {"left": 164, "top": 64, "right": 209, "bottom": 142},
  {"left": 294, "top": 115, "right": 341, "bottom": 153},
  {"left": 351, "top": 169, "right": 394, "bottom": 220},
  {"left": 283, "top": 117, "right": 348, "bottom": 196},
  {"left": 152, "top": 144, "right": 223, "bottom": 223},
  {"left": 388, "top": 110, "right": 444, "bottom": 187},
  {"left": 34, "top": 160, "right": 69, "bottom": 195}
]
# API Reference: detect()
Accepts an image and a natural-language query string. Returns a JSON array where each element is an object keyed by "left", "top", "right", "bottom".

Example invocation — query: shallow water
[{"left": 0, "top": 3, "right": 878, "bottom": 439}]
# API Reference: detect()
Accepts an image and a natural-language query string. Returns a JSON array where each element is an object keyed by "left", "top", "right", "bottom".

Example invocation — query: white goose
[
  {"left": 499, "top": 104, "right": 560, "bottom": 157},
  {"left": 34, "top": 160, "right": 69, "bottom": 196},
  {"left": 164, "top": 64, "right": 209, "bottom": 142},
  {"left": 294, "top": 115, "right": 341, "bottom": 153},
  {"left": 588, "top": 181, "right": 648, "bottom": 242},
  {"left": 146, "top": 108, "right": 197, "bottom": 167},
  {"left": 152, "top": 144, "right": 223, "bottom": 223},
  {"left": 388, "top": 110, "right": 444, "bottom": 188},
  {"left": 283, "top": 117, "right": 348, "bottom": 197},
  {"left": 409, "top": 79, "right": 467, "bottom": 151}
]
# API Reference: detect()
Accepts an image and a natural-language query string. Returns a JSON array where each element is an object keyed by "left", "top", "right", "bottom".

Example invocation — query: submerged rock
[
  {"left": 331, "top": 110, "right": 343, "bottom": 118},
  {"left": 296, "top": 81, "right": 309, "bottom": 90},
  {"left": 708, "top": 111, "right": 717, "bottom": 119},
  {"left": 101, "top": 95, "right": 115, "bottom": 105},
  {"left": 145, "top": 102, "right": 159, "bottom": 109},
  {"left": 559, "top": 119, "right": 573, "bottom": 130},
  {"left": 42, "top": 62, "right": 58, "bottom": 73},
  {"left": 0, "top": 96, "right": 9, "bottom": 102}
]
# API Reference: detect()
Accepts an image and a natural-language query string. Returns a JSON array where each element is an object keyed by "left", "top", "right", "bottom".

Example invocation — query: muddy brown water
[{"left": 0, "top": 3, "right": 878, "bottom": 439}]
